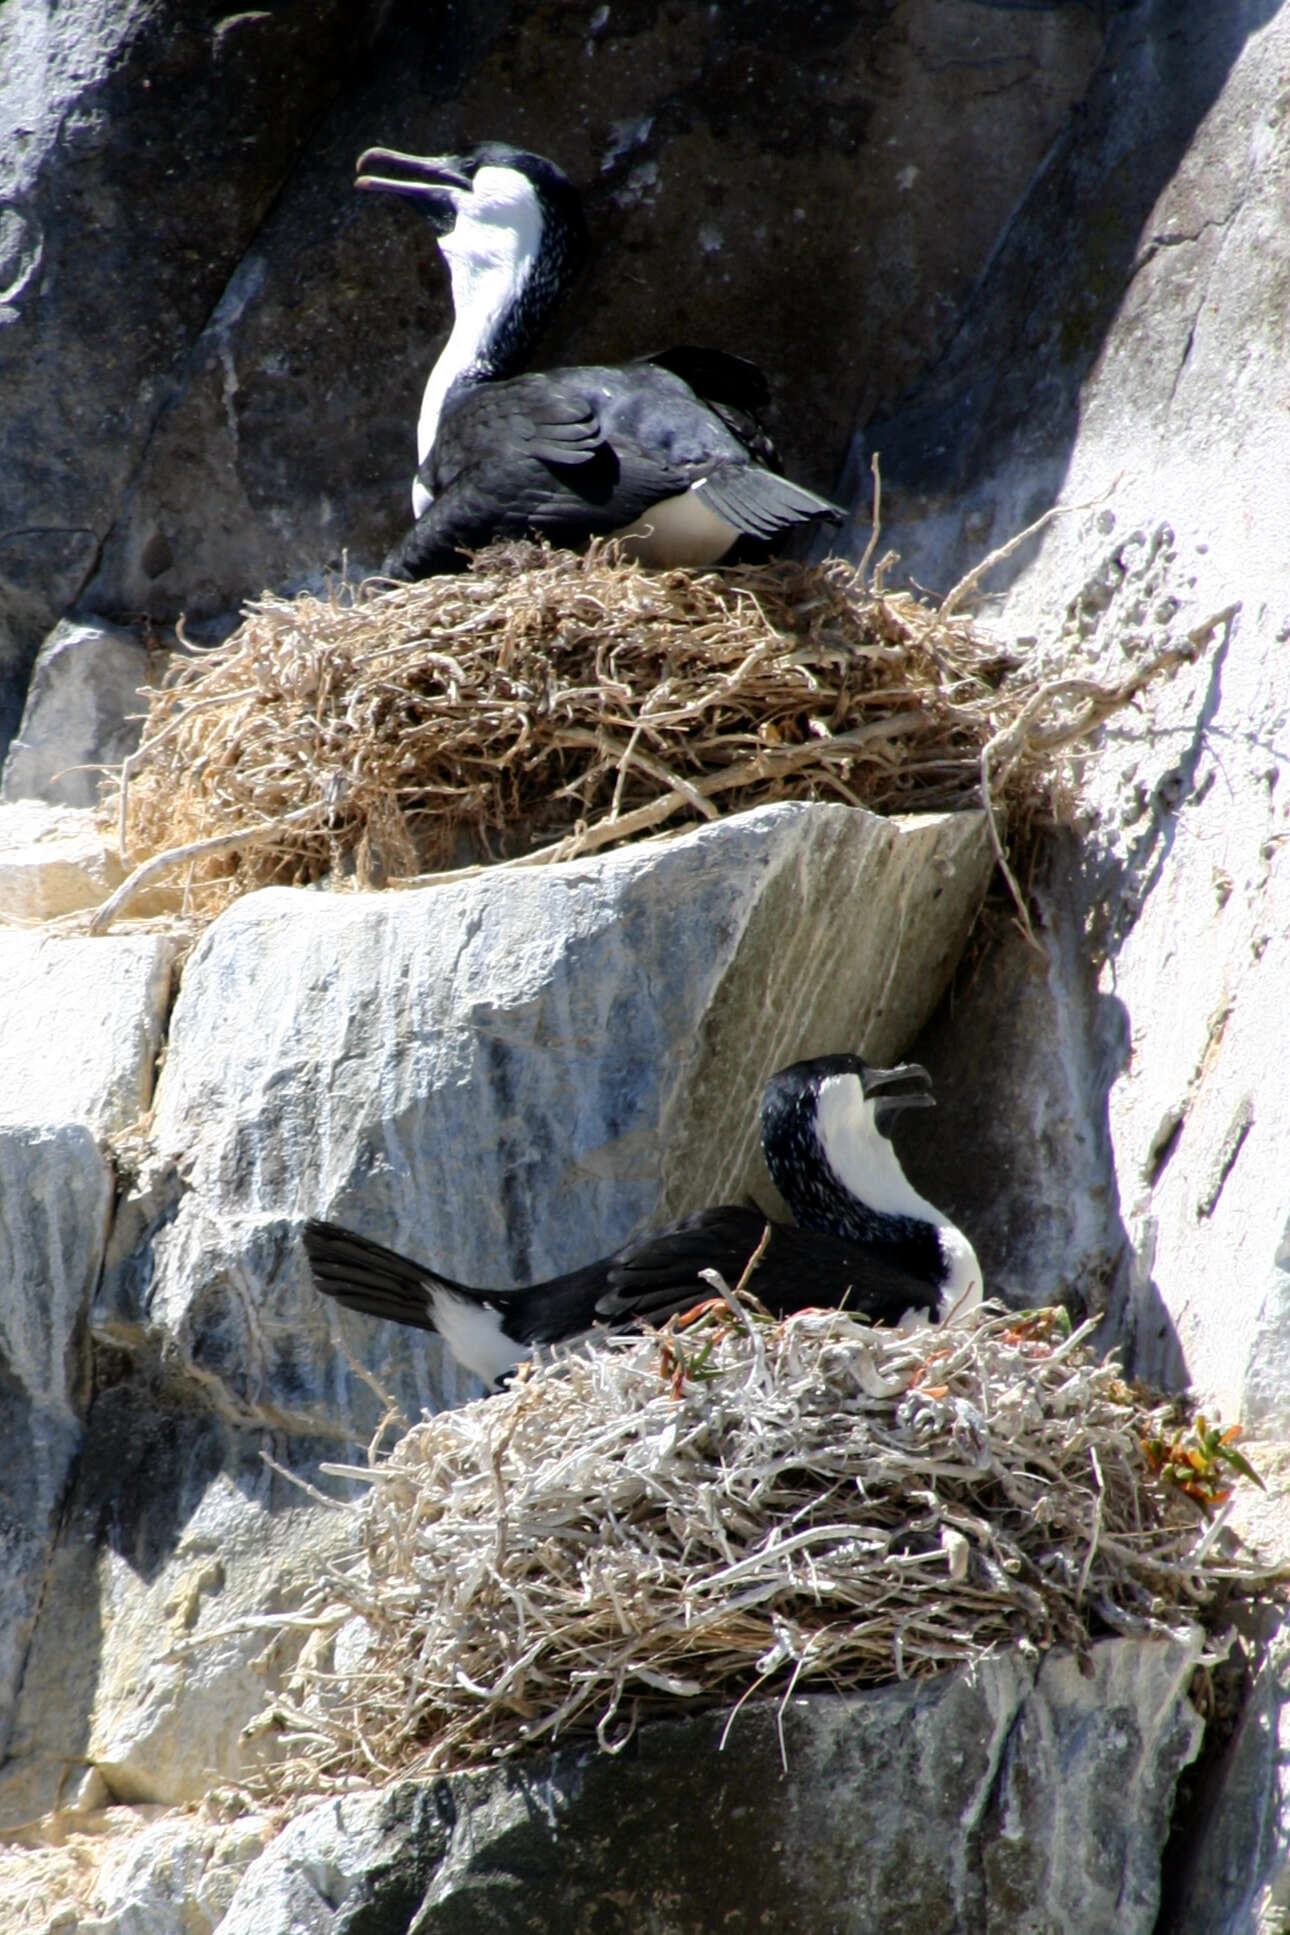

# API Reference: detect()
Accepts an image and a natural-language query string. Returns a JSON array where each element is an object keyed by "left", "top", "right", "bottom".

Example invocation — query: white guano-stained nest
[{"left": 241, "top": 1301, "right": 1274, "bottom": 1794}]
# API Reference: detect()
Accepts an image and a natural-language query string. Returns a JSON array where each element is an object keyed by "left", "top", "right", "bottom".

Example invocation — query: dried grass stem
[{"left": 101, "top": 544, "right": 1196, "bottom": 927}]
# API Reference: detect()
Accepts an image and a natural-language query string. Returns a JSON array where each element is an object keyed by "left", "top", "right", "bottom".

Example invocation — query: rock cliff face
[
  {"left": 0, "top": 800, "right": 991, "bottom": 1828},
  {"left": 876, "top": 9, "right": 1290, "bottom": 1921},
  {"left": 3, "top": 1, "right": 1290, "bottom": 1930},
  {"left": 0, "top": 0, "right": 396, "bottom": 737},
  {"left": 0, "top": 0, "right": 1102, "bottom": 722}
]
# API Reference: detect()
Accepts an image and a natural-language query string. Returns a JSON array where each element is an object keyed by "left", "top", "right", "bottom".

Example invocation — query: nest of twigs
[
  {"left": 244, "top": 1301, "right": 1274, "bottom": 1794},
  {"left": 99, "top": 542, "right": 1193, "bottom": 929}
]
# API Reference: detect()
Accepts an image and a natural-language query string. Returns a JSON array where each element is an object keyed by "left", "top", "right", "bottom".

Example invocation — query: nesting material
[
  {"left": 104, "top": 544, "right": 1189, "bottom": 925},
  {"left": 246, "top": 1302, "right": 1273, "bottom": 1793}
]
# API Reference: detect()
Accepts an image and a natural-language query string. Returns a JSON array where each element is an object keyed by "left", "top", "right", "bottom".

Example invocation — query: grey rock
[
  {"left": 844, "top": 0, "right": 1278, "bottom": 598},
  {"left": 898, "top": 852, "right": 1126, "bottom": 1311},
  {"left": 0, "top": 617, "right": 159, "bottom": 808},
  {"left": 857, "top": 8, "right": 1290, "bottom": 1901},
  {"left": 1243, "top": 1216, "right": 1290, "bottom": 1437},
  {"left": 0, "top": 932, "right": 175, "bottom": 1770},
  {"left": 0, "top": 0, "right": 393, "bottom": 752},
  {"left": 868, "top": 2, "right": 1290, "bottom": 1408},
  {"left": 76, "top": 0, "right": 522, "bottom": 629},
  {"left": 0, "top": 579, "right": 74, "bottom": 785},
  {"left": 0, "top": 799, "right": 984, "bottom": 1814},
  {"left": 1164, "top": 1608, "right": 1290, "bottom": 1935},
  {"left": 0, "top": 1122, "right": 107, "bottom": 1771},
  {"left": 218, "top": 1636, "right": 1203, "bottom": 1935}
]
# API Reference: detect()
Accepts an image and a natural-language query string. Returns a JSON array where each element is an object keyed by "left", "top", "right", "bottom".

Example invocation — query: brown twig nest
[
  {"left": 99, "top": 543, "right": 1194, "bottom": 930},
  {"left": 237, "top": 1302, "right": 1275, "bottom": 1794}
]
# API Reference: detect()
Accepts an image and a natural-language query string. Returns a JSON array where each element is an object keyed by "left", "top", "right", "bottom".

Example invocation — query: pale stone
[
  {"left": 0, "top": 1805, "right": 276, "bottom": 1935},
  {"left": 87, "top": 1494, "right": 351, "bottom": 1812},
  {"left": 0, "top": 1411, "right": 353, "bottom": 1821},
  {"left": 0, "top": 800, "right": 182, "bottom": 922},
  {"left": 0, "top": 932, "right": 175, "bottom": 1768},
  {"left": 0, "top": 799, "right": 124, "bottom": 920},
  {"left": 0, "top": 619, "right": 157, "bottom": 811},
  {"left": 76, "top": 1808, "right": 275, "bottom": 1935},
  {"left": 0, "top": 933, "right": 175, "bottom": 1136}
]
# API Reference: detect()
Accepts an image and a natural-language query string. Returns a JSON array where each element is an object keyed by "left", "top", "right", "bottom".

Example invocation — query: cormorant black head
[
  {"left": 356, "top": 142, "right": 589, "bottom": 275},
  {"left": 761, "top": 1054, "right": 934, "bottom": 1149},
  {"left": 760, "top": 1054, "right": 982, "bottom": 1319}
]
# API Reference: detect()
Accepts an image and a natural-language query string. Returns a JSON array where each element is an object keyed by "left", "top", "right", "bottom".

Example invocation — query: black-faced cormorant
[
  {"left": 355, "top": 141, "right": 845, "bottom": 578},
  {"left": 302, "top": 1055, "right": 982, "bottom": 1387}
]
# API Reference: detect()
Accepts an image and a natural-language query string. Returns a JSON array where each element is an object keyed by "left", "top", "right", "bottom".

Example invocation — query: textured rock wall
[
  {"left": 0, "top": 931, "right": 174, "bottom": 1777},
  {"left": 858, "top": 8, "right": 1290, "bottom": 1922},
  {"left": 0, "top": 0, "right": 396, "bottom": 739},
  {"left": 3, "top": 0, "right": 1290, "bottom": 1925},
  {"left": 868, "top": 0, "right": 1290, "bottom": 1420},
  {"left": 0, "top": 801, "right": 989, "bottom": 1825}
]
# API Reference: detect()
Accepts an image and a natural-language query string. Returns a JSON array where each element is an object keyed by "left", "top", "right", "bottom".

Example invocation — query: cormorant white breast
[
  {"left": 355, "top": 140, "right": 845, "bottom": 578},
  {"left": 302, "top": 1055, "right": 982, "bottom": 1387}
]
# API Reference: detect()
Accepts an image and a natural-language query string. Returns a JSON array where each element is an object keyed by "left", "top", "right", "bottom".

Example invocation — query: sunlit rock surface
[
  {"left": 0, "top": 931, "right": 174, "bottom": 1774},
  {"left": 0, "top": 800, "right": 988, "bottom": 1821}
]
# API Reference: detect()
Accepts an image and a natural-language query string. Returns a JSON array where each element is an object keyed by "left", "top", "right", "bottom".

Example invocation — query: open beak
[
  {"left": 860, "top": 1062, "right": 936, "bottom": 1137},
  {"left": 355, "top": 148, "right": 473, "bottom": 231}
]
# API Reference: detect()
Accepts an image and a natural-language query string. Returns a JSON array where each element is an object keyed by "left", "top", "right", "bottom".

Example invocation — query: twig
[
  {"left": 116, "top": 686, "right": 264, "bottom": 860},
  {"left": 88, "top": 802, "right": 327, "bottom": 934},
  {"left": 939, "top": 481, "right": 1118, "bottom": 617},
  {"left": 858, "top": 451, "right": 882, "bottom": 586}
]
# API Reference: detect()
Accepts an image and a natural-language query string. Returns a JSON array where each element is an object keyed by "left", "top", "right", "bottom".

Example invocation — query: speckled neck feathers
[{"left": 761, "top": 1062, "right": 982, "bottom": 1314}]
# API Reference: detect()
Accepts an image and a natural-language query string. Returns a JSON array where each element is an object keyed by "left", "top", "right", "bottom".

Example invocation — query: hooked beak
[
  {"left": 355, "top": 148, "right": 473, "bottom": 232},
  {"left": 860, "top": 1062, "right": 935, "bottom": 1138}
]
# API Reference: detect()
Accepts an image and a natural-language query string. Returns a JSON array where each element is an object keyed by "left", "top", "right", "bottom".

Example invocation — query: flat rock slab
[
  {"left": 0, "top": 799, "right": 126, "bottom": 920},
  {"left": 214, "top": 1637, "right": 1203, "bottom": 1935}
]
